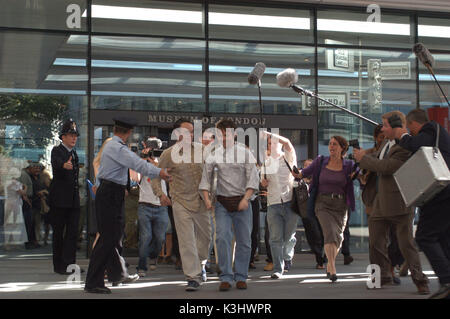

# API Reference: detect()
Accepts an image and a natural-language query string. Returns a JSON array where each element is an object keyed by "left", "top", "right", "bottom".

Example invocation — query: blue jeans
[
  {"left": 215, "top": 201, "right": 252, "bottom": 283},
  {"left": 137, "top": 204, "right": 169, "bottom": 271},
  {"left": 267, "top": 202, "right": 299, "bottom": 274}
]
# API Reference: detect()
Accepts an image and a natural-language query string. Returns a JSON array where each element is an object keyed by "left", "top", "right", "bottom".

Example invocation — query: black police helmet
[{"left": 59, "top": 119, "right": 80, "bottom": 139}]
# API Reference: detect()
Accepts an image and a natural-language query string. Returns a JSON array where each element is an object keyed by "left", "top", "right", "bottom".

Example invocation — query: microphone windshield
[
  {"left": 413, "top": 43, "right": 434, "bottom": 68},
  {"left": 276, "top": 68, "right": 298, "bottom": 88},
  {"left": 248, "top": 62, "right": 266, "bottom": 85}
]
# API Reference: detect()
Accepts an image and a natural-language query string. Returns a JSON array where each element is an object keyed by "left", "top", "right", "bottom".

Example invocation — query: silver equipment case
[{"left": 394, "top": 146, "right": 450, "bottom": 207}]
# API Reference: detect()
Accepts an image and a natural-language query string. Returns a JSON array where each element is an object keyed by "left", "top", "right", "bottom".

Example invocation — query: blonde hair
[
  {"left": 381, "top": 111, "right": 406, "bottom": 126},
  {"left": 93, "top": 137, "right": 112, "bottom": 177}
]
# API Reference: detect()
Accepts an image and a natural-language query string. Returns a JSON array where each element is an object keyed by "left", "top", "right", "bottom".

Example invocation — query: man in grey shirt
[{"left": 200, "top": 119, "right": 259, "bottom": 291}]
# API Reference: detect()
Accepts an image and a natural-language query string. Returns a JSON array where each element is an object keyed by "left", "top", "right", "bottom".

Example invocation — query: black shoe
[
  {"left": 185, "top": 280, "right": 200, "bottom": 292},
  {"left": 249, "top": 262, "right": 256, "bottom": 270},
  {"left": 84, "top": 287, "right": 111, "bottom": 294},
  {"left": 343, "top": 255, "right": 354, "bottom": 265},
  {"left": 330, "top": 274, "right": 338, "bottom": 283},
  {"left": 429, "top": 284, "right": 450, "bottom": 299},
  {"left": 326, "top": 272, "right": 330, "bottom": 279},
  {"left": 112, "top": 274, "right": 139, "bottom": 287}
]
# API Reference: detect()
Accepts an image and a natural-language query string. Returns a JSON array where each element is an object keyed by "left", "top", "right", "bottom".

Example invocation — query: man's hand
[
  {"left": 260, "top": 178, "right": 269, "bottom": 188},
  {"left": 238, "top": 198, "right": 249, "bottom": 211},
  {"left": 63, "top": 156, "right": 73, "bottom": 170},
  {"left": 159, "top": 168, "right": 172, "bottom": 183},
  {"left": 92, "top": 185, "right": 97, "bottom": 195},
  {"left": 159, "top": 194, "right": 172, "bottom": 206},
  {"left": 352, "top": 148, "right": 366, "bottom": 162},
  {"left": 393, "top": 127, "right": 408, "bottom": 140},
  {"left": 204, "top": 198, "right": 213, "bottom": 210}
]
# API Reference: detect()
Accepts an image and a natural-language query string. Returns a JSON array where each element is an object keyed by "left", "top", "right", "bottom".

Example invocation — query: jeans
[
  {"left": 137, "top": 204, "right": 169, "bottom": 271},
  {"left": 215, "top": 201, "right": 252, "bottom": 283},
  {"left": 267, "top": 201, "right": 299, "bottom": 274}
]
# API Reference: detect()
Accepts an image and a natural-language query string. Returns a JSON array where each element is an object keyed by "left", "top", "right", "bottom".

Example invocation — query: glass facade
[{"left": 1, "top": 0, "right": 450, "bottom": 255}]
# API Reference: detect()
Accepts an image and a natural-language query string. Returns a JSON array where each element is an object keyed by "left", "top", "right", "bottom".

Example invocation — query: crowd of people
[{"left": 1, "top": 107, "right": 449, "bottom": 299}]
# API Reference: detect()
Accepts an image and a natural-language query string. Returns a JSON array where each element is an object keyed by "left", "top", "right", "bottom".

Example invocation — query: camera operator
[
  {"left": 352, "top": 111, "right": 429, "bottom": 295},
  {"left": 393, "top": 108, "right": 450, "bottom": 299},
  {"left": 136, "top": 137, "right": 169, "bottom": 277}
]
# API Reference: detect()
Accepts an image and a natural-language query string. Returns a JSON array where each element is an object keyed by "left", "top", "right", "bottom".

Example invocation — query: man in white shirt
[{"left": 260, "top": 131, "right": 299, "bottom": 279}]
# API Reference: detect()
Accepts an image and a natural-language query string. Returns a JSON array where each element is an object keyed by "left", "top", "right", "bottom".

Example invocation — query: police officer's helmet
[{"left": 59, "top": 119, "right": 80, "bottom": 139}]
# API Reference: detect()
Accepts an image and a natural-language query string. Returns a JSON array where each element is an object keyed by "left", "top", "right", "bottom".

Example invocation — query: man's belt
[
  {"left": 139, "top": 202, "right": 161, "bottom": 208},
  {"left": 100, "top": 179, "right": 126, "bottom": 189}
]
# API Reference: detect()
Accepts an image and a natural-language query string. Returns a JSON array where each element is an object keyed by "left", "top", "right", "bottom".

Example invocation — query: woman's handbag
[
  {"left": 283, "top": 157, "right": 309, "bottom": 216},
  {"left": 306, "top": 155, "right": 324, "bottom": 219}
]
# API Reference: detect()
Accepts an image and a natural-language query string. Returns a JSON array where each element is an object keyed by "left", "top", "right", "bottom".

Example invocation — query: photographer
[
  {"left": 352, "top": 111, "right": 429, "bottom": 295},
  {"left": 136, "top": 137, "right": 169, "bottom": 277},
  {"left": 394, "top": 108, "right": 450, "bottom": 299}
]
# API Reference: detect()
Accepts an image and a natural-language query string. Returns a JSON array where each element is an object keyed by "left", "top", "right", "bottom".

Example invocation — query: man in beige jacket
[
  {"left": 353, "top": 111, "right": 429, "bottom": 295},
  {"left": 151, "top": 118, "right": 211, "bottom": 292}
]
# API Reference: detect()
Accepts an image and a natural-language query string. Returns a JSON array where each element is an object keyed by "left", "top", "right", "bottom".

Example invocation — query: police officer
[
  {"left": 49, "top": 119, "right": 81, "bottom": 275},
  {"left": 84, "top": 117, "right": 171, "bottom": 294}
]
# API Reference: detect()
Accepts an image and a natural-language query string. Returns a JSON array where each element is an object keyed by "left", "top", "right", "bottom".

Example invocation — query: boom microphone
[
  {"left": 248, "top": 62, "right": 266, "bottom": 85},
  {"left": 413, "top": 43, "right": 435, "bottom": 68},
  {"left": 276, "top": 68, "right": 298, "bottom": 88}
]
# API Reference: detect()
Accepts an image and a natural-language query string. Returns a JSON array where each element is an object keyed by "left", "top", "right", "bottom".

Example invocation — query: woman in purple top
[{"left": 293, "top": 136, "right": 356, "bottom": 282}]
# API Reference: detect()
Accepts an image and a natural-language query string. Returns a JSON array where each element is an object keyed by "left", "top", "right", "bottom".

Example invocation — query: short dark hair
[
  {"left": 173, "top": 118, "right": 193, "bottom": 130},
  {"left": 114, "top": 125, "right": 131, "bottom": 135},
  {"left": 331, "top": 135, "right": 349, "bottom": 157},
  {"left": 216, "top": 119, "right": 236, "bottom": 131},
  {"left": 373, "top": 124, "right": 383, "bottom": 139},
  {"left": 406, "top": 109, "right": 429, "bottom": 124}
]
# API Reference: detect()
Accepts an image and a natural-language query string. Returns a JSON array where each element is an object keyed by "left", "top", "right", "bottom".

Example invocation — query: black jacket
[
  {"left": 399, "top": 121, "right": 450, "bottom": 204},
  {"left": 49, "top": 144, "right": 80, "bottom": 208}
]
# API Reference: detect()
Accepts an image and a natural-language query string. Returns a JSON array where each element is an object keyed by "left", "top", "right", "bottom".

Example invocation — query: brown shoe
[
  {"left": 416, "top": 282, "right": 430, "bottom": 295},
  {"left": 264, "top": 262, "right": 273, "bottom": 271},
  {"left": 399, "top": 262, "right": 409, "bottom": 277},
  {"left": 219, "top": 282, "right": 231, "bottom": 291},
  {"left": 236, "top": 281, "right": 247, "bottom": 290}
]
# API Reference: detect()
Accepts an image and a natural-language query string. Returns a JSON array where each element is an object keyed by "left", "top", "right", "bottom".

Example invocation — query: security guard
[
  {"left": 84, "top": 117, "right": 171, "bottom": 294},
  {"left": 49, "top": 119, "right": 81, "bottom": 275}
]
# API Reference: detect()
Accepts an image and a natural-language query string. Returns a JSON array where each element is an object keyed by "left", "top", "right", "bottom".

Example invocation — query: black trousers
[
  {"left": 416, "top": 199, "right": 450, "bottom": 285},
  {"left": 302, "top": 215, "right": 326, "bottom": 265},
  {"left": 250, "top": 198, "right": 260, "bottom": 264},
  {"left": 341, "top": 214, "right": 351, "bottom": 257},
  {"left": 51, "top": 206, "right": 80, "bottom": 273},
  {"left": 85, "top": 182, "right": 128, "bottom": 288}
]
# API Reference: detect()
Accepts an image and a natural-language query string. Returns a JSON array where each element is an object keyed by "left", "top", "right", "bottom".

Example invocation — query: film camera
[
  {"left": 347, "top": 139, "right": 360, "bottom": 161},
  {"left": 140, "top": 137, "right": 165, "bottom": 158}
]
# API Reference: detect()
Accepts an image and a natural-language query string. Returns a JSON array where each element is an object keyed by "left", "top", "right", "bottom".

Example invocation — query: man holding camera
[
  {"left": 353, "top": 111, "right": 429, "bottom": 295},
  {"left": 136, "top": 138, "right": 169, "bottom": 277},
  {"left": 394, "top": 108, "right": 450, "bottom": 299}
]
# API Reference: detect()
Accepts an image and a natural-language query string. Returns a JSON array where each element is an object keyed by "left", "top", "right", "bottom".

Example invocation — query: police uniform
[
  {"left": 49, "top": 119, "right": 80, "bottom": 274},
  {"left": 84, "top": 117, "right": 162, "bottom": 294}
]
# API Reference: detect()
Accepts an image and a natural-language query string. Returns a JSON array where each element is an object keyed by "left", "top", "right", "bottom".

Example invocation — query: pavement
[{"left": 0, "top": 248, "right": 441, "bottom": 300}]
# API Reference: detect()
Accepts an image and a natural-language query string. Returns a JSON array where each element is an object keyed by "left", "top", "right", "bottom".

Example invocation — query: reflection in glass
[
  {"left": 91, "top": 36, "right": 205, "bottom": 112},
  {"left": 209, "top": 42, "right": 315, "bottom": 115}
]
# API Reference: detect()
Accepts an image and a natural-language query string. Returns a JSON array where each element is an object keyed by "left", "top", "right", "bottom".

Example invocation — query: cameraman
[
  {"left": 136, "top": 138, "right": 169, "bottom": 277},
  {"left": 394, "top": 108, "right": 450, "bottom": 299}
]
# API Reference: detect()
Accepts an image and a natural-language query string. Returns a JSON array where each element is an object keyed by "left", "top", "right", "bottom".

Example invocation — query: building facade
[{"left": 1, "top": 0, "right": 449, "bottom": 253}]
